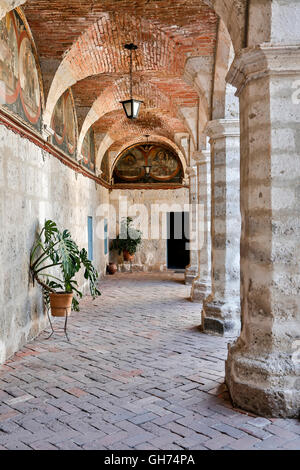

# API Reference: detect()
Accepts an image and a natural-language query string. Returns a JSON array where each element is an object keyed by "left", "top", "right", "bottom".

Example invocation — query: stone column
[
  {"left": 225, "top": 45, "right": 300, "bottom": 418},
  {"left": 185, "top": 166, "right": 198, "bottom": 284},
  {"left": 191, "top": 150, "right": 211, "bottom": 304},
  {"left": 202, "top": 119, "right": 241, "bottom": 337}
]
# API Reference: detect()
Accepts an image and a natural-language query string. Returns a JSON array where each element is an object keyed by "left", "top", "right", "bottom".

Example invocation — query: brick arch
[
  {"left": 1, "top": 1, "right": 248, "bottom": 54},
  {"left": 110, "top": 136, "right": 187, "bottom": 166},
  {"left": 77, "top": 76, "right": 186, "bottom": 156},
  {"left": 204, "top": 0, "right": 247, "bottom": 52},
  {"left": 94, "top": 109, "right": 189, "bottom": 171},
  {"left": 3, "top": 1, "right": 249, "bottom": 136},
  {"left": 2, "top": 1, "right": 247, "bottom": 52},
  {"left": 211, "top": 19, "right": 237, "bottom": 120},
  {"left": 108, "top": 111, "right": 188, "bottom": 139},
  {"left": 4, "top": 1, "right": 249, "bottom": 130},
  {"left": 44, "top": 12, "right": 186, "bottom": 127}
]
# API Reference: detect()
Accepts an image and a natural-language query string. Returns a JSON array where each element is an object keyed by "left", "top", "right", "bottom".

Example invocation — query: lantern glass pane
[
  {"left": 123, "top": 100, "right": 133, "bottom": 118},
  {"left": 133, "top": 100, "right": 140, "bottom": 118}
]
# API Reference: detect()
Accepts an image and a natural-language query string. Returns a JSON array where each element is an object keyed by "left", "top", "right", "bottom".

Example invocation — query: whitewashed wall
[
  {"left": 109, "top": 188, "right": 189, "bottom": 272},
  {"left": 0, "top": 125, "right": 109, "bottom": 363}
]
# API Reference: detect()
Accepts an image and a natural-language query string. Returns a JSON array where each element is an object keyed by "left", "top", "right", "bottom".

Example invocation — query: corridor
[{"left": 0, "top": 273, "right": 299, "bottom": 450}]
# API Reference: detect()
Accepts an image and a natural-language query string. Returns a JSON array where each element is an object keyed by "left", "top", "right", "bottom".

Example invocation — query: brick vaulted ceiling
[{"left": 23, "top": 0, "right": 219, "bottom": 155}]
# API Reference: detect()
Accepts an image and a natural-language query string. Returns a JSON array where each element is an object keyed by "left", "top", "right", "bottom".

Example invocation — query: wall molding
[
  {"left": 112, "top": 183, "right": 187, "bottom": 190},
  {"left": 0, "top": 107, "right": 111, "bottom": 190},
  {"left": 0, "top": 107, "right": 188, "bottom": 192}
]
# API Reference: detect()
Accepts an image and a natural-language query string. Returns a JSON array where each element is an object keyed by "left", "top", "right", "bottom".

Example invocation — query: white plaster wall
[
  {"left": 109, "top": 188, "right": 189, "bottom": 272},
  {"left": 0, "top": 125, "right": 109, "bottom": 363},
  {"left": 271, "top": 0, "right": 300, "bottom": 44}
]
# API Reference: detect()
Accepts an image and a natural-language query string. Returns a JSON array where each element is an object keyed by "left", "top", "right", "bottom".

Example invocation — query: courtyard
[{"left": 0, "top": 273, "right": 299, "bottom": 451}]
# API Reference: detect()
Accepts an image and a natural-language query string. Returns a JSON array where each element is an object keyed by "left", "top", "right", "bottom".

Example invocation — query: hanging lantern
[
  {"left": 121, "top": 98, "right": 143, "bottom": 119},
  {"left": 120, "top": 43, "right": 143, "bottom": 119}
]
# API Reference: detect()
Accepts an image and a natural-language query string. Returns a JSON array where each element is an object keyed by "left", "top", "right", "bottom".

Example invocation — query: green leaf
[
  {"left": 44, "top": 220, "right": 58, "bottom": 243},
  {"left": 30, "top": 219, "right": 101, "bottom": 312},
  {"left": 111, "top": 216, "right": 142, "bottom": 255},
  {"left": 80, "top": 248, "right": 101, "bottom": 298}
]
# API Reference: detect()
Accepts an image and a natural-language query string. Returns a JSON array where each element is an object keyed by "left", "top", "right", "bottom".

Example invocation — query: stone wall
[
  {"left": 109, "top": 188, "right": 189, "bottom": 272},
  {"left": 0, "top": 125, "right": 109, "bottom": 363}
]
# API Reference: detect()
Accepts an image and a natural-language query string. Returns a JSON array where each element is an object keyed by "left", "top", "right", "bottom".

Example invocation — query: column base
[
  {"left": 184, "top": 265, "right": 198, "bottom": 285},
  {"left": 201, "top": 298, "right": 240, "bottom": 337},
  {"left": 226, "top": 340, "right": 300, "bottom": 418},
  {"left": 190, "top": 279, "right": 211, "bottom": 303}
]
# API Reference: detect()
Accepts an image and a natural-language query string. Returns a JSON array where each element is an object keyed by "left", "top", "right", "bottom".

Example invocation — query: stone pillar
[
  {"left": 191, "top": 150, "right": 211, "bottom": 304},
  {"left": 185, "top": 166, "right": 198, "bottom": 284},
  {"left": 202, "top": 119, "right": 241, "bottom": 337},
  {"left": 225, "top": 45, "right": 300, "bottom": 418}
]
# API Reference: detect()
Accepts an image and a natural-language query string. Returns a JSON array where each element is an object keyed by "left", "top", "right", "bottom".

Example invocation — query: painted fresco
[
  {"left": 51, "top": 89, "right": 77, "bottom": 159},
  {"left": 101, "top": 152, "right": 110, "bottom": 182},
  {"left": 65, "top": 91, "right": 76, "bottom": 155},
  {"left": 113, "top": 143, "right": 183, "bottom": 184},
  {"left": 0, "top": 10, "right": 42, "bottom": 129},
  {"left": 81, "top": 127, "right": 95, "bottom": 172}
]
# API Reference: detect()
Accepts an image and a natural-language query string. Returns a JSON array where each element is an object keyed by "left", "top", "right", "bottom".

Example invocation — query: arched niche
[{"left": 111, "top": 142, "right": 184, "bottom": 188}]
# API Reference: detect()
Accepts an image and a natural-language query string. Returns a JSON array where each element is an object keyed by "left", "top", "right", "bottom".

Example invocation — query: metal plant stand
[{"left": 46, "top": 306, "right": 70, "bottom": 342}]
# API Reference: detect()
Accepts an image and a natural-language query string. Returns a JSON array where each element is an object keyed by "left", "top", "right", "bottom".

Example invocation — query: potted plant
[
  {"left": 107, "top": 262, "right": 117, "bottom": 275},
  {"left": 111, "top": 217, "right": 142, "bottom": 262},
  {"left": 30, "top": 220, "right": 101, "bottom": 316}
]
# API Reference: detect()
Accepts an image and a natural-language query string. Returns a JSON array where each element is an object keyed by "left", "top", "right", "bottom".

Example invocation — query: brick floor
[{"left": 0, "top": 273, "right": 299, "bottom": 450}]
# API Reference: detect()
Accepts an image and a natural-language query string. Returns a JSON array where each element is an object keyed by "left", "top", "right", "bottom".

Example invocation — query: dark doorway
[{"left": 167, "top": 212, "right": 190, "bottom": 270}]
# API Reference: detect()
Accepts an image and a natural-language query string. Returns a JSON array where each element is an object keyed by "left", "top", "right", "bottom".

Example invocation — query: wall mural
[
  {"left": 51, "top": 89, "right": 77, "bottom": 159},
  {"left": 113, "top": 143, "right": 183, "bottom": 184},
  {"left": 101, "top": 152, "right": 110, "bottom": 182},
  {"left": 81, "top": 127, "right": 95, "bottom": 173},
  {"left": 0, "top": 10, "right": 42, "bottom": 130}
]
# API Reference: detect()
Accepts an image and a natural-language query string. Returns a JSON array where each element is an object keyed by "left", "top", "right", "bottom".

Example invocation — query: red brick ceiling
[
  {"left": 93, "top": 109, "right": 187, "bottom": 141},
  {"left": 24, "top": 1, "right": 217, "bottom": 59},
  {"left": 108, "top": 135, "right": 186, "bottom": 161},
  {"left": 23, "top": 0, "right": 218, "bottom": 150}
]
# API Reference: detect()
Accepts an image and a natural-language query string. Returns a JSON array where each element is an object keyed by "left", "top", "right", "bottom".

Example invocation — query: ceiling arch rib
[
  {"left": 212, "top": 19, "right": 237, "bottom": 121},
  {"left": 44, "top": 12, "right": 186, "bottom": 126},
  {"left": 202, "top": 0, "right": 247, "bottom": 52},
  {"left": 77, "top": 76, "right": 184, "bottom": 155},
  {"left": 93, "top": 109, "right": 189, "bottom": 171},
  {"left": 110, "top": 135, "right": 187, "bottom": 165},
  {"left": 3, "top": 1, "right": 246, "bottom": 54},
  {"left": 0, "top": 1, "right": 244, "bottom": 164},
  {"left": 102, "top": 111, "right": 188, "bottom": 144}
]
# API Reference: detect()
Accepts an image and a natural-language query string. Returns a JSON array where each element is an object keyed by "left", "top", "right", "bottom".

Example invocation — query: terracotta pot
[
  {"left": 123, "top": 250, "right": 134, "bottom": 262},
  {"left": 49, "top": 292, "right": 73, "bottom": 317},
  {"left": 107, "top": 262, "right": 117, "bottom": 275}
]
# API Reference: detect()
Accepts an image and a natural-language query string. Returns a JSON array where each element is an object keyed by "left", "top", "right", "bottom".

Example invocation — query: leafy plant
[
  {"left": 111, "top": 217, "right": 142, "bottom": 256},
  {"left": 30, "top": 220, "right": 101, "bottom": 311}
]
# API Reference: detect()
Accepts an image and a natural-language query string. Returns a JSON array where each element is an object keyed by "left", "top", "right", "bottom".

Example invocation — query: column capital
[
  {"left": 205, "top": 119, "right": 240, "bottom": 141},
  {"left": 192, "top": 150, "right": 210, "bottom": 165},
  {"left": 185, "top": 166, "right": 197, "bottom": 177},
  {"left": 227, "top": 44, "right": 300, "bottom": 97}
]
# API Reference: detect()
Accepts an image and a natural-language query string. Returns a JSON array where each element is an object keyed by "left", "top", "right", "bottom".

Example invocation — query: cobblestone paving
[{"left": 0, "top": 273, "right": 299, "bottom": 450}]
